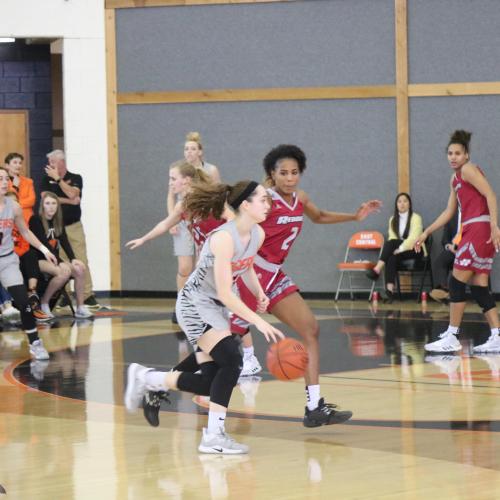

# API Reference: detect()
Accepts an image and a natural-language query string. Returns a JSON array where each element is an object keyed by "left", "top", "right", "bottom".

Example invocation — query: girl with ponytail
[
  {"left": 125, "top": 180, "right": 284, "bottom": 455},
  {"left": 415, "top": 130, "right": 500, "bottom": 353}
]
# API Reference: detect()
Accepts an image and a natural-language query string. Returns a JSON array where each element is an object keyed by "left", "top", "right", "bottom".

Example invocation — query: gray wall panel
[
  {"left": 410, "top": 95, "right": 500, "bottom": 290},
  {"left": 409, "top": 0, "right": 500, "bottom": 83},
  {"left": 116, "top": 0, "right": 394, "bottom": 92},
  {"left": 119, "top": 99, "right": 396, "bottom": 292}
]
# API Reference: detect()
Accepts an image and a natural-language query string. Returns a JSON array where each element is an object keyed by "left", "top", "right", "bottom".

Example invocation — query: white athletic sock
[
  {"left": 40, "top": 303, "right": 51, "bottom": 315},
  {"left": 446, "top": 326, "right": 459, "bottom": 335},
  {"left": 306, "top": 385, "right": 320, "bottom": 411},
  {"left": 145, "top": 371, "right": 169, "bottom": 391},
  {"left": 491, "top": 328, "right": 500, "bottom": 337},
  {"left": 243, "top": 346, "right": 254, "bottom": 358},
  {"left": 207, "top": 410, "right": 226, "bottom": 434}
]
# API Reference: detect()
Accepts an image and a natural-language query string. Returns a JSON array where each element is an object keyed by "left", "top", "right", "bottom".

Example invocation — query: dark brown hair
[
  {"left": 391, "top": 192, "right": 413, "bottom": 238},
  {"left": 4, "top": 152, "right": 24, "bottom": 164},
  {"left": 447, "top": 130, "right": 472, "bottom": 154},
  {"left": 183, "top": 180, "right": 258, "bottom": 219}
]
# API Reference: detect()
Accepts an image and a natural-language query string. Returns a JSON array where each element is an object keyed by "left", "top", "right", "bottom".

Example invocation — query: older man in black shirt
[{"left": 41, "top": 149, "right": 100, "bottom": 309}]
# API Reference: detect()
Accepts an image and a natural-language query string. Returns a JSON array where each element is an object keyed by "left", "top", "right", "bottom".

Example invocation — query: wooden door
[{"left": 0, "top": 110, "right": 30, "bottom": 174}]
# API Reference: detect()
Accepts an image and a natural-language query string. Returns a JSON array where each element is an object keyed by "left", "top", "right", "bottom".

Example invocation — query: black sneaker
[
  {"left": 383, "top": 289, "right": 394, "bottom": 304},
  {"left": 84, "top": 295, "right": 101, "bottom": 310},
  {"left": 171, "top": 311, "right": 178, "bottom": 324},
  {"left": 28, "top": 292, "right": 41, "bottom": 310},
  {"left": 303, "top": 398, "right": 353, "bottom": 428},
  {"left": 142, "top": 390, "right": 171, "bottom": 427},
  {"left": 365, "top": 269, "right": 380, "bottom": 281}
]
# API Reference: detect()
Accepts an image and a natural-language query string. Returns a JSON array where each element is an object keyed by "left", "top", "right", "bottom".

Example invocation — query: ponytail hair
[
  {"left": 173, "top": 161, "right": 212, "bottom": 185},
  {"left": 184, "top": 180, "right": 258, "bottom": 220},
  {"left": 448, "top": 129, "right": 472, "bottom": 154}
]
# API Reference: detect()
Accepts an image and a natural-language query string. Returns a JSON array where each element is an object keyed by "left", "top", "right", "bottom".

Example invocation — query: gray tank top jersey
[
  {"left": 0, "top": 197, "right": 16, "bottom": 256},
  {"left": 183, "top": 219, "right": 260, "bottom": 300}
]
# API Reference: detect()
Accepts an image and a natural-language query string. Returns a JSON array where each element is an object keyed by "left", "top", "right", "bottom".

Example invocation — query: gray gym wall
[{"left": 116, "top": 0, "right": 500, "bottom": 293}]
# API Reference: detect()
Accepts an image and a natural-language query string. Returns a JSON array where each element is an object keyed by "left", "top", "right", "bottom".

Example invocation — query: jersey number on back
[{"left": 281, "top": 227, "right": 299, "bottom": 251}]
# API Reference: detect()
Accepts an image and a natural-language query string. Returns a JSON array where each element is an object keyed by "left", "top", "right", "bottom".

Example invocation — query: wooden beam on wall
[
  {"left": 117, "top": 85, "right": 396, "bottom": 105},
  {"left": 105, "top": 8, "right": 122, "bottom": 291},
  {"left": 409, "top": 81, "right": 500, "bottom": 97},
  {"left": 395, "top": 0, "right": 409, "bottom": 193},
  {"left": 106, "top": 0, "right": 295, "bottom": 8}
]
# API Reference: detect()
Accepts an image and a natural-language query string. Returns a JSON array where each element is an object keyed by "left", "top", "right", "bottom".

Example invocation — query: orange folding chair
[{"left": 334, "top": 231, "right": 384, "bottom": 301}]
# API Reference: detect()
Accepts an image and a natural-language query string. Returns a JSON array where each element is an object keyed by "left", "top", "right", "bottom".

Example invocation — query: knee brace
[
  {"left": 209, "top": 337, "right": 243, "bottom": 407},
  {"left": 470, "top": 285, "right": 496, "bottom": 313},
  {"left": 449, "top": 275, "right": 467, "bottom": 303}
]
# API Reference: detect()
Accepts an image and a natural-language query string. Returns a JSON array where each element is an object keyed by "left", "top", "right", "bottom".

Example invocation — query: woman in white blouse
[{"left": 366, "top": 192, "right": 426, "bottom": 302}]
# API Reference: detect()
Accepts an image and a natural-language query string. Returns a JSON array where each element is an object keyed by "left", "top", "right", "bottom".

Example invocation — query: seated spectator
[
  {"left": 5, "top": 152, "right": 35, "bottom": 223},
  {"left": 429, "top": 211, "right": 461, "bottom": 303},
  {"left": 366, "top": 192, "right": 427, "bottom": 302},
  {"left": 29, "top": 192, "right": 93, "bottom": 319},
  {"left": 5, "top": 191, "right": 51, "bottom": 322}
]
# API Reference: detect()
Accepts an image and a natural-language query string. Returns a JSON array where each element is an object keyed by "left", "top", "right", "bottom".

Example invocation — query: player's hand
[
  {"left": 256, "top": 293, "right": 269, "bottom": 313},
  {"left": 46, "top": 252, "right": 58, "bottom": 266},
  {"left": 255, "top": 319, "right": 285, "bottom": 343},
  {"left": 487, "top": 225, "right": 500, "bottom": 253},
  {"left": 126, "top": 238, "right": 144, "bottom": 250},
  {"left": 414, "top": 232, "right": 428, "bottom": 253},
  {"left": 355, "top": 200, "right": 383, "bottom": 221},
  {"left": 169, "top": 225, "right": 179, "bottom": 235}
]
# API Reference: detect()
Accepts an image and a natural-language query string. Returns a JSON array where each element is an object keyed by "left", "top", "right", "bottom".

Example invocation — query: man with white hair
[{"left": 40, "top": 149, "right": 100, "bottom": 309}]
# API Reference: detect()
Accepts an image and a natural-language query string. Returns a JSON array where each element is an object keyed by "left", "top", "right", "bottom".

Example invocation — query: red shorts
[
  {"left": 454, "top": 222, "right": 494, "bottom": 274},
  {"left": 230, "top": 265, "right": 299, "bottom": 335}
]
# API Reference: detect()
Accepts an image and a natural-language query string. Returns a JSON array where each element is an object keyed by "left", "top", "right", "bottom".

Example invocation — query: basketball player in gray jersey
[
  {"left": 0, "top": 167, "right": 58, "bottom": 360},
  {"left": 125, "top": 180, "right": 284, "bottom": 454}
]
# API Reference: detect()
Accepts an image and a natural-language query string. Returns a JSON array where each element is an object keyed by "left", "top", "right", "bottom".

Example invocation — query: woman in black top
[{"left": 29, "top": 192, "right": 93, "bottom": 319}]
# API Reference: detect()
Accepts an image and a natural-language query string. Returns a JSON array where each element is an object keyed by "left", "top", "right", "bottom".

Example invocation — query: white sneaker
[
  {"left": 2, "top": 305, "right": 21, "bottom": 322},
  {"left": 240, "top": 354, "right": 262, "bottom": 376},
  {"left": 75, "top": 305, "right": 94, "bottom": 319},
  {"left": 29, "top": 339, "right": 50, "bottom": 360},
  {"left": 198, "top": 427, "right": 249, "bottom": 455},
  {"left": 473, "top": 333, "right": 500, "bottom": 353},
  {"left": 424, "top": 332, "right": 462, "bottom": 352},
  {"left": 124, "top": 363, "right": 152, "bottom": 413}
]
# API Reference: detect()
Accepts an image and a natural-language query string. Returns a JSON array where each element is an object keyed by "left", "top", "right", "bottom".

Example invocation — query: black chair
[{"left": 395, "top": 234, "right": 434, "bottom": 302}]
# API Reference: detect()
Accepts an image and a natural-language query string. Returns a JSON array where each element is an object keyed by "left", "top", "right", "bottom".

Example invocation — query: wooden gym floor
[{"left": 0, "top": 297, "right": 499, "bottom": 499}]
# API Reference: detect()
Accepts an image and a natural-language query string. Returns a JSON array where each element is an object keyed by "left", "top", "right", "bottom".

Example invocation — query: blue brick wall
[{"left": 0, "top": 41, "right": 52, "bottom": 192}]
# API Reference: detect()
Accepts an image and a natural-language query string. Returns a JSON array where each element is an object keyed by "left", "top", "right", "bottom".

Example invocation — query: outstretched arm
[
  {"left": 299, "top": 190, "right": 382, "bottom": 224},
  {"left": 126, "top": 202, "right": 183, "bottom": 249}
]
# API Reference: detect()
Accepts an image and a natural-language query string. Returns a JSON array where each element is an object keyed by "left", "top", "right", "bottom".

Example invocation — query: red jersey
[
  {"left": 257, "top": 189, "right": 304, "bottom": 266},
  {"left": 452, "top": 168, "right": 489, "bottom": 223},
  {"left": 191, "top": 216, "right": 225, "bottom": 253}
]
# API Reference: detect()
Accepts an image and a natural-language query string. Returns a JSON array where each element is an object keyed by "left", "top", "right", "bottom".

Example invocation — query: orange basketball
[{"left": 266, "top": 338, "right": 308, "bottom": 381}]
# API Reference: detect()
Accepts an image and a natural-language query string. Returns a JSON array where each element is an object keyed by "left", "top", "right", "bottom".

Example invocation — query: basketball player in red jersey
[
  {"left": 232, "top": 144, "right": 381, "bottom": 427},
  {"left": 140, "top": 144, "right": 381, "bottom": 428},
  {"left": 415, "top": 130, "right": 500, "bottom": 354}
]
